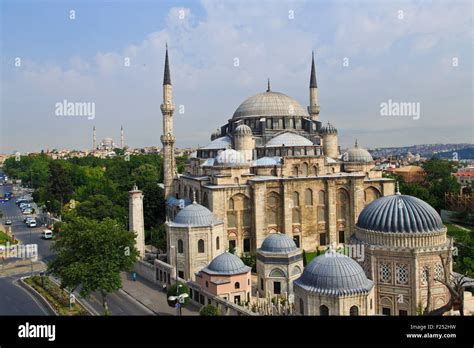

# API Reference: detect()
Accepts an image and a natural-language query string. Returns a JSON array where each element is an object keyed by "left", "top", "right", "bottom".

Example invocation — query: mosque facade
[{"left": 126, "top": 47, "right": 453, "bottom": 316}]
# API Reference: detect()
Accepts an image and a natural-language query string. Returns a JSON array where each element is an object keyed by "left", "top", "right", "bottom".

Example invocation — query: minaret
[
  {"left": 93, "top": 126, "right": 96, "bottom": 150},
  {"left": 120, "top": 125, "right": 124, "bottom": 149},
  {"left": 307, "top": 51, "right": 320, "bottom": 121},
  {"left": 129, "top": 184, "right": 145, "bottom": 258},
  {"left": 160, "top": 44, "right": 176, "bottom": 198}
]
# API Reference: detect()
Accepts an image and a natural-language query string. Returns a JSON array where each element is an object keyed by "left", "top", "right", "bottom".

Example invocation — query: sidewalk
[
  {"left": 0, "top": 259, "right": 46, "bottom": 277},
  {"left": 120, "top": 272, "right": 199, "bottom": 316}
]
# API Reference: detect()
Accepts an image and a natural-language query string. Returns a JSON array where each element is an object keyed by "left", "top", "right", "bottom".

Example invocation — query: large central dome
[{"left": 232, "top": 91, "right": 308, "bottom": 119}]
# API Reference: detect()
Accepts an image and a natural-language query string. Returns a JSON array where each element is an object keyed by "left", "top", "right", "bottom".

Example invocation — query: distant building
[{"left": 392, "top": 165, "right": 426, "bottom": 183}]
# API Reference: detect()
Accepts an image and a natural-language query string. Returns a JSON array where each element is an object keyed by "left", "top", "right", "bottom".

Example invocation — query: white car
[
  {"left": 28, "top": 220, "right": 37, "bottom": 228},
  {"left": 41, "top": 229, "right": 53, "bottom": 239}
]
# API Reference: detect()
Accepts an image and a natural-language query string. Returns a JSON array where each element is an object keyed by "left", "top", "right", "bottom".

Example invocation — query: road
[{"left": 0, "top": 180, "right": 152, "bottom": 315}]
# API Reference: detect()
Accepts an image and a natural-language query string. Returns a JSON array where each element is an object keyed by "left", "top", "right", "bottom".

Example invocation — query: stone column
[{"left": 129, "top": 185, "right": 145, "bottom": 258}]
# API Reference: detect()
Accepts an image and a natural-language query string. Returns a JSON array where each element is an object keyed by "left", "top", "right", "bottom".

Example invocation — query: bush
[
  {"left": 166, "top": 281, "right": 190, "bottom": 308},
  {"left": 199, "top": 304, "right": 219, "bottom": 316}
]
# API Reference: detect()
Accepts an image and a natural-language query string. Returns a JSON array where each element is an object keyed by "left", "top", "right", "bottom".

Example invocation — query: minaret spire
[
  {"left": 310, "top": 51, "right": 317, "bottom": 88},
  {"left": 307, "top": 51, "right": 320, "bottom": 121},
  {"left": 266, "top": 78, "right": 271, "bottom": 92},
  {"left": 120, "top": 125, "right": 124, "bottom": 149},
  {"left": 92, "top": 126, "right": 96, "bottom": 150},
  {"left": 163, "top": 42, "right": 171, "bottom": 85},
  {"left": 160, "top": 43, "right": 176, "bottom": 199}
]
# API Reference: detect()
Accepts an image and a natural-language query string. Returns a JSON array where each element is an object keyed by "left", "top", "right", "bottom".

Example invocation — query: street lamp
[{"left": 168, "top": 285, "right": 189, "bottom": 316}]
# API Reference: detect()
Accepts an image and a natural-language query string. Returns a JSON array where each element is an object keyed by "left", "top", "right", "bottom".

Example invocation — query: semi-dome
[
  {"left": 266, "top": 132, "right": 314, "bottom": 147},
  {"left": 173, "top": 201, "right": 221, "bottom": 226},
  {"left": 201, "top": 136, "right": 232, "bottom": 150},
  {"left": 294, "top": 253, "right": 373, "bottom": 296},
  {"left": 260, "top": 232, "right": 298, "bottom": 253},
  {"left": 214, "top": 149, "right": 247, "bottom": 166},
  {"left": 252, "top": 156, "right": 282, "bottom": 167},
  {"left": 233, "top": 91, "right": 307, "bottom": 119},
  {"left": 343, "top": 140, "right": 373, "bottom": 163},
  {"left": 356, "top": 193, "right": 444, "bottom": 234},
  {"left": 201, "top": 251, "right": 251, "bottom": 275},
  {"left": 320, "top": 122, "right": 338, "bottom": 134},
  {"left": 234, "top": 124, "right": 253, "bottom": 136}
]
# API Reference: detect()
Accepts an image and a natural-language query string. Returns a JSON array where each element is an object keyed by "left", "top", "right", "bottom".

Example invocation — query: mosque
[{"left": 128, "top": 46, "right": 454, "bottom": 316}]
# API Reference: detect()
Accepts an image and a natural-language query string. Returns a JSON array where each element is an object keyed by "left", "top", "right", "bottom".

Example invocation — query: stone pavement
[
  {"left": 120, "top": 272, "right": 200, "bottom": 316},
  {"left": 0, "top": 259, "right": 46, "bottom": 277}
]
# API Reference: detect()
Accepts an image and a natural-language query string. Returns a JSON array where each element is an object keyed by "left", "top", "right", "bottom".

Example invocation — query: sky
[{"left": 0, "top": 0, "right": 473, "bottom": 153}]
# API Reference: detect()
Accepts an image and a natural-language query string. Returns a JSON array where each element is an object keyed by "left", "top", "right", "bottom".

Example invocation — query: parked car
[
  {"left": 41, "top": 229, "right": 53, "bottom": 239},
  {"left": 5, "top": 220, "right": 12, "bottom": 225}
]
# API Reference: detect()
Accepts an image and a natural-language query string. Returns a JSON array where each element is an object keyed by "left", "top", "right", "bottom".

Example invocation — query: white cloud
[{"left": 1, "top": 0, "right": 472, "bottom": 153}]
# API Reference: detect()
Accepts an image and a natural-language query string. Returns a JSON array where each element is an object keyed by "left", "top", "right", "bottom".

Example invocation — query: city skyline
[{"left": 1, "top": 0, "right": 473, "bottom": 153}]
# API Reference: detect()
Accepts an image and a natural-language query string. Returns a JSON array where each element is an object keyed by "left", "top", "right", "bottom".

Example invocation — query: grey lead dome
[
  {"left": 260, "top": 233, "right": 298, "bottom": 253},
  {"left": 356, "top": 194, "right": 444, "bottom": 233},
  {"left": 201, "top": 251, "right": 251, "bottom": 275},
  {"left": 173, "top": 202, "right": 221, "bottom": 226},
  {"left": 295, "top": 253, "right": 373, "bottom": 296},
  {"left": 232, "top": 91, "right": 308, "bottom": 119}
]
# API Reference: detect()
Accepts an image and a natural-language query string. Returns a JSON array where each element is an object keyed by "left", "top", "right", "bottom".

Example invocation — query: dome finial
[
  {"left": 267, "top": 78, "right": 271, "bottom": 92},
  {"left": 192, "top": 189, "right": 197, "bottom": 204},
  {"left": 355, "top": 139, "right": 358, "bottom": 148},
  {"left": 396, "top": 181, "right": 401, "bottom": 195}
]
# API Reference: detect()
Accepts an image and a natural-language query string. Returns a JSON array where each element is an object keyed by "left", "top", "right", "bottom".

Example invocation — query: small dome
[
  {"left": 343, "top": 141, "right": 373, "bottom": 163},
  {"left": 260, "top": 233, "right": 298, "bottom": 253},
  {"left": 173, "top": 202, "right": 221, "bottom": 226},
  {"left": 357, "top": 194, "right": 444, "bottom": 233},
  {"left": 252, "top": 156, "right": 282, "bottom": 167},
  {"left": 233, "top": 91, "right": 307, "bottom": 119},
  {"left": 320, "top": 122, "right": 338, "bottom": 134},
  {"left": 201, "top": 136, "right": 232, "bottom": 150},
  {"left": 295, "top": 253, "right": 373, "bottom": 296},
  {"left": 266, "top": 132, "right": 314, "bottom": 147},
  {"left": 210, "top": 129, "right": 221, "bottom": 141},
  {"left": 214, "top": 149, "right": 247, "bottom": 166},
  {"left": 202, "top": 251, "right": 251, "bottom": 275},
  {"left": 234, "top": 124, "right": 253, "bottom": 137}
]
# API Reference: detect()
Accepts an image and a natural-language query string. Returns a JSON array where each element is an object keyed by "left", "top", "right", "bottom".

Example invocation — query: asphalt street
[{"left": 0, "top": 180, "right": 152, "bottom": 315}]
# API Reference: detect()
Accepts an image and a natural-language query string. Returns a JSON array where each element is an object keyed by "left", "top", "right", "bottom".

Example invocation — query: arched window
[
  {"left": 198, "top": 239, "right": 205, "bottom": 253},
  {"left": 313, "top": 165, "right": 319, "bottom": 176},
  {"left": 318, "top": 190, "right": 326, "bottom": 205},
  {"left": 292, "top": 192, "right": 299, "bottom": 207},
  {"left": 336, "top": 189, "right": 349, "bottom": 220},
  {"left": 202, "top": 192, "right": 209, "bottom": 208},
  {"left": 177, "top": 239, "right": 183, "bottom": 254},
  {"left": 305, "top": 188, "right": 313, "bottom": 205},
  {"left": 302, "top": 162, "right": 308, "bottom": 176},
  {"left": 320, "top": 305, "right": 329, "bottom": 316},
  {"left": 216, "top": 236, "right": 220, "bottom": 250},
  {"left": 293, "top": 166, "right": 299, "bottom": 177},
  {"left": 350, "top": 305, "right": 359, "bottom": 316},
  {"left": 267, "top": 192, "right": 280, "bottom": 227},
  {"left": 235, "top": 282, "right": 240, "bottom": 289},
  {"left": 364, "top": 187, "right": 381, "bottom": 205}
]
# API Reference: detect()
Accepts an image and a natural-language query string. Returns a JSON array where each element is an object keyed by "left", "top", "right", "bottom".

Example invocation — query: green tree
[
  {"left": 75, "top": 194, "right": 127, "bottom": 224},
  {"left": 132, "top": 164, "right": 159, "bottom": 190},
  {"left": 143, "top": 184, "right": 165, "bottom": 230},
  {"left": 241, "top": 252, "right": 256, "bottom": 272},
  {"left": 48, "top": 161, "right": 73, "bottom": 208},
  {"left": 48, "top": 217, "right": 139, "bottom": 315},
  {"left": 200, "top": 304, "right": 219, "bottom": 316}
]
